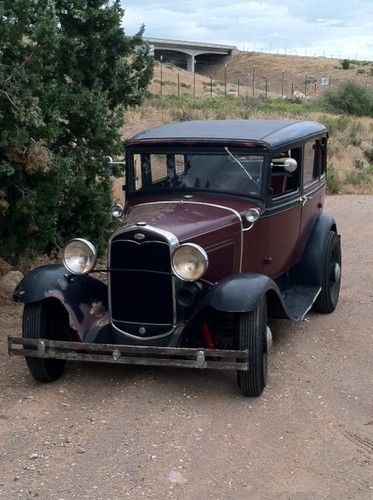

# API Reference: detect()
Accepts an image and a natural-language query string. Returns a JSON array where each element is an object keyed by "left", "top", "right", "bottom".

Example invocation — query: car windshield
[{"left": 127, "top": 147, "right": 264, "bottom": 198}]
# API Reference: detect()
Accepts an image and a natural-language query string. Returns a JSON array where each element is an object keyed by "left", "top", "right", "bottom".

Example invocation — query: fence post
[
  {"left": 237, "top": 78, "right": 240, "bottom": 96},
  {"left": 177, "top": 73, "right": 180, "bottom": 97},
  {"left": 281, "top": 70, "right": 284, "bottom": 98},
  {"left": 265, "top": 78, "right": 268, "bottom": 99},
  {"left": 210, "top": 76, "right": 213, "bottom": 99},
  {"left": 304, "top": 72, "right": 307, "bottom": 97},
  {"left": 291, "top": 82, "right": 294, "bottom": 96},
  {"left": 252, "top": 66, "right": 255, "bottom": 97},
  {"left": 224, "top": 64, "right": 227, "bottom": 96},
  {"left": 160, "top": 55, "right": 163, "bottom": 96},
  {"left": 193, "top": 70, "right": 196, "bottom": 100}
]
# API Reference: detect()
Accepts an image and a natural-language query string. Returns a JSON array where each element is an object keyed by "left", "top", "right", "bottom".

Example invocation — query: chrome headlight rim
[
  {"left": 63, "top": 238, "right": 97, "bottom": 275},
  {"left": 171, "top": 243, "right": 208, "bottom": 282}
]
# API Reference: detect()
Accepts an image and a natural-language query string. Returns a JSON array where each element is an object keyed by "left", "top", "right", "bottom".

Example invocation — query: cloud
[{"left": 121, "top": 0, "right": 373, "bottom": 60}]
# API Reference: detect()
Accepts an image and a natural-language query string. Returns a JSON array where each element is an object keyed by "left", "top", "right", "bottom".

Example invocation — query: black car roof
[{"left": 129, "top": 119, "right": 327, "bottom": 149}]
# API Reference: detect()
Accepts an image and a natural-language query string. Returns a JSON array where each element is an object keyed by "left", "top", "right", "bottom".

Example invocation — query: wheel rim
[
  {"left": 262, "top": 325, "right": 271, "bottom": 383},
  {"left": 329, "top": 242, "right": 341, "bottom": 306}
]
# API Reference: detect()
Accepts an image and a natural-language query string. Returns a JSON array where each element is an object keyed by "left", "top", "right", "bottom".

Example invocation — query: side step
[
  {"left": 281, "top": 285, "right": 321, "bottom": 320},
  {"left": 8, "top": 337, "right": 249, "bottom": 371}
]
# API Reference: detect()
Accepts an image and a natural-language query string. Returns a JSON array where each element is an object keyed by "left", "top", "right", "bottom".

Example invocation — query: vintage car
[{"left": 9, "top": 119, "right": 342, "bottom": 397}]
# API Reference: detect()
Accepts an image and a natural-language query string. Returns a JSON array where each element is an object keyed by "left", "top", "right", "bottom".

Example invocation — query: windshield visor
[{"left": 127, "top": 147, "right": 264, "bottom": 198}]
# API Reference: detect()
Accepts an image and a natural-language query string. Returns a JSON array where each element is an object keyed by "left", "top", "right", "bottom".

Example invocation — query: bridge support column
[{"left": 186, "top": 54, "right": 195, "bottom": 73}]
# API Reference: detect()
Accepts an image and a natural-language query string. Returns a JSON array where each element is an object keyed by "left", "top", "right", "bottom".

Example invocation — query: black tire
[
  {"left": 313, "top": 231, "right": 342, "bottom": 314},
  {"left": 237, "top": 297, "right": 268, "bottom": 397},
  {"left": 22, "top": 300, "right": 70, "bottom": 382}
]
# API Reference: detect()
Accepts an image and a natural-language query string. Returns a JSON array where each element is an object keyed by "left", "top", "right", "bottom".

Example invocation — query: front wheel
[
  {"left": 236, "top": 297, "right": 269, "bottom": 397},
  {"left": 313, "top": 231, "right": 342, "bottom": 314},
  {"left": 22, "top": 300, "right": 71, "bottom": 382}
]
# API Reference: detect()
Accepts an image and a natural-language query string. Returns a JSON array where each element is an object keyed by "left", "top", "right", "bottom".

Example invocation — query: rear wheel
[
  {"left": 236, "top": 297, "right": 269, "bottom": 397},
  {"left": 313, "top": 231, "right": 341, "bottom": 313},
  {"left": 22, "top": 300, "right": 71, "bottom": 382}
]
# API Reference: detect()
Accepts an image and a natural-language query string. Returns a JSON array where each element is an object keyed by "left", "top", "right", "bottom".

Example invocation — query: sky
[{"left": 120, "top": 0, "right": 373, "bottom": 61}]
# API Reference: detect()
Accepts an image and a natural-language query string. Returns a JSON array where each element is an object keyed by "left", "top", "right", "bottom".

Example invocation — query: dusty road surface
[{"left": 0, "top": 195, "right": 372, "bottom": 499}]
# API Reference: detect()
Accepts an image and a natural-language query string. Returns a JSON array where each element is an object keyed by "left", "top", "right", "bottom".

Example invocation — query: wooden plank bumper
[{"left": 8, "top": 337, "right": 249, "bottom": 371}]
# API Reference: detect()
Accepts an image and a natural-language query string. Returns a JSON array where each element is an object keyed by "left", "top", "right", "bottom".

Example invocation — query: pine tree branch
[{"left": 0, "top": 89, "right": 20, "bottom": 111}]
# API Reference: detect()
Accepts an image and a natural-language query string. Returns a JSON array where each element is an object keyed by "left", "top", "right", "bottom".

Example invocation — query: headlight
[
  {"left": 63, "top": 238, "right": 97, "bottom": 275},
  {"left": 171, "top": 243, "right": 208, "bottom": 282}
]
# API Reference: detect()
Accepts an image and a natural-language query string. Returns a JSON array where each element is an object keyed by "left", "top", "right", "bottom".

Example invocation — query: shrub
[
  {"left": 322, "top": 82, "right": 373, "bottom": 117},
  {"left": 345, "top": 166, "right": 373, "bottom": 187},
  {"left": 341, "top": 59, "right": 350, "bottom": 70},
  {"left": 363, "top": 147, "right": 373, "bottom": 164},
  {"left": 326, "top": 164, "right": 342, "bottom": 194},
  {"left": 0, "top": 1, "right": 153, "bottom": 263}
]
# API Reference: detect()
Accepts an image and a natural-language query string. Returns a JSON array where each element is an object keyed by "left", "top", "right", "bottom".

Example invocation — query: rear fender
[
  {"left": 13, "top": 265, "right": 109, "bottom": 341},
  {"left": 291, "top": 212, "right": 339, "bottom": 287}
]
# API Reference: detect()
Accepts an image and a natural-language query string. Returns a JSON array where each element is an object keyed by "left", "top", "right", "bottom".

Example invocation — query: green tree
[{"left": 0, "top": 0, "right": 153, "bottom": 263}]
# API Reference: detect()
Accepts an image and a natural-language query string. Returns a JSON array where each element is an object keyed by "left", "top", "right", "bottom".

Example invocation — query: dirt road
[{"left": 0, "top": 195, "right": 372, "bottom": 499}]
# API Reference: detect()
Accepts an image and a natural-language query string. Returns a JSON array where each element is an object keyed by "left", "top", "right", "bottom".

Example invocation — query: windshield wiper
[{"left": 224, "top": 147, "right": 255, "bottom": 181}]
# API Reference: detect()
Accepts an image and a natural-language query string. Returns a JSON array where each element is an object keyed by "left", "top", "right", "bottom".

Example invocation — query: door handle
[{"left": 300, "top": 195, "right": 310, "bottom": 206}]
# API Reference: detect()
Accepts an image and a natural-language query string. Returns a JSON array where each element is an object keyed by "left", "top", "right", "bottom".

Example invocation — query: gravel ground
[{"left": 0, "top": 195, "right": 372, "bottom": 499}]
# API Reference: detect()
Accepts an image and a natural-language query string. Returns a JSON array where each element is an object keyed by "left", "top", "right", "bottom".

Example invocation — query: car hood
[
  {"left": 126, "top": 200, "right": 239, "bottom": 240},
  {"left": 121, "top": 195, "right": 262, "bottom": 280}
]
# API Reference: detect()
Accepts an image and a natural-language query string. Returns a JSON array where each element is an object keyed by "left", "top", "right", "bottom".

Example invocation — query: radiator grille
[{"left": 109, "top": 231, "right": 174, "bottom": 326}]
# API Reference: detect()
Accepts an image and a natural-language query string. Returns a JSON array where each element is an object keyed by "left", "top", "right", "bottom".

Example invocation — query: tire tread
[{"left": 23, "top": 301, "right": 67, "bottom": 383}]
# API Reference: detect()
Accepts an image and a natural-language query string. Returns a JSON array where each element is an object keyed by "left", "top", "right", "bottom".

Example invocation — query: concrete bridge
[{"left": 145, "top": 37, "right": 237, "bottom": 73}]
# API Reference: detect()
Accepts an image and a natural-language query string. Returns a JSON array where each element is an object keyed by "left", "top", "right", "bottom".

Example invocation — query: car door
[
  {"left": 264, "top": 147, "right": 302, "bottom": 279},
  {"left": 298, "top": 138, "right": 325, "bottom": 259}
]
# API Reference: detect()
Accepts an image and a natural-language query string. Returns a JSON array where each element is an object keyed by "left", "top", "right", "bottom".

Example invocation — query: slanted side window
[
  {"left": 271, "top": 147, "right": 301, "bottom": 198},
  {"left": 303, "top": 141, "right": 317, "bottom": 185}
]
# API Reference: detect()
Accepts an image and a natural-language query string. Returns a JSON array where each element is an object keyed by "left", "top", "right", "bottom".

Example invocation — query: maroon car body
[{"left": 10, "top": 120, "right": 342, "bottom": 397}]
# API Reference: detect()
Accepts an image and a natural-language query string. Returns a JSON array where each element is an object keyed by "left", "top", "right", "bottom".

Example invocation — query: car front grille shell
[{"left": 109, "top": 226, "right": 178, "bottom": 339}]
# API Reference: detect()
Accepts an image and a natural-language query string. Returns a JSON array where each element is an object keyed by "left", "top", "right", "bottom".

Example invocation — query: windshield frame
[{"left": 125, "top": 143, "right": 269, "bottom": 201}]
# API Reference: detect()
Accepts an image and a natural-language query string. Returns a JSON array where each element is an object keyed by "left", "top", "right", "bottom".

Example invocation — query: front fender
[
  {"left": 14, "top": 265, "right": 109, "bottom": 341},
  {"left": 204, "top": 273, "right": 289, "bottom": 318}
]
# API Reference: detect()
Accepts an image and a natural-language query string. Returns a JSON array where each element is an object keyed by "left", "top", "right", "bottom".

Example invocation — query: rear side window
[
  {"left": 303, "top": 141, "right": 317, "bottom": 185},
  {"left": 321, "top": 137, "right": 327, "bottom": 176}
]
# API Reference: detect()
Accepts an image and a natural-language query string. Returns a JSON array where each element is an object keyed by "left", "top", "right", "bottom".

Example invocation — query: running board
[
  {"left": 281, "top": 285, "right": 321, "bottom": 320},
  {"left": 8, "top": 337, "right": 249, "bottom": 371}
]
